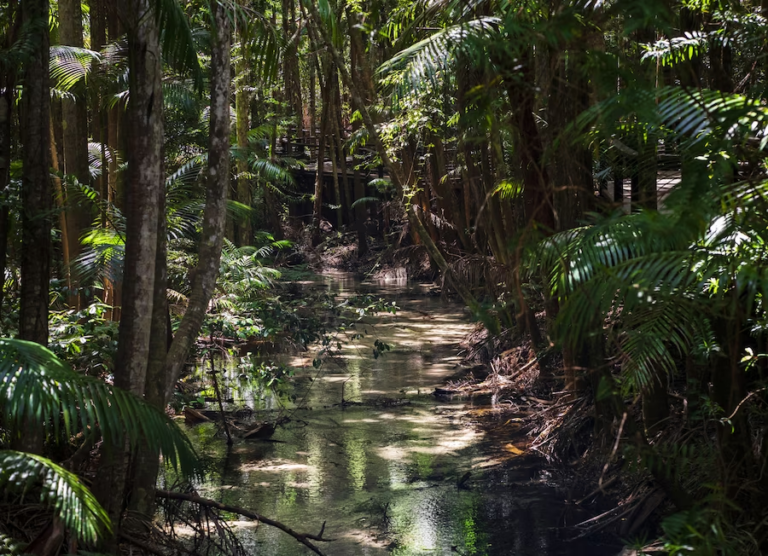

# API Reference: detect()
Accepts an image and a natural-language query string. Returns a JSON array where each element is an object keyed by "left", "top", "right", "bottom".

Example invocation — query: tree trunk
[
  {"left": 631, "top": 133, "right": 657, "bottom": 211},
  {"left": 348, "top": 10, "right": 369, "bottom": 255},
  {"left": 311, "top": 60, "right": 332, "bottom": 245},
  {"left": 164, "top": 2, "right": 231, "bottom": 401},
  {"left": 19, "top": 0, "right": 51, "bottom": 347},
  {"left": 329, "top": 132, "right": 343, "bottom": 228},
  {"left": 127, "top": 185, "right": 168, "bottom": 522},
  {"left": 235, "top": 34, "right": 252, "bottom": 246},
  {"left": 430, "top": 133, "right": 470, "bottom": 251},
  {"left": 333, "top": 83, "right": 352, "bottom": 228},
  {"left": 283, "top": 0, "right": 303, "bottom": 135},
  {"left": 352, "top": 162, "right": 368, "bottom": 256},
  {"left": 15, "top": 0, "right": 50, "bottom": 458},
  {"left": 548, "top": 52, "right": 593, "bottom": 232},
  {"left": 105, "top": 5, "right": 123, "bottom": 320},
  {"left": 0, "top": 2, "right": 16, "bottom": 321},
  {"left": 509, "top": 56, "right": 555, "bottom": 233},
  {"left": 93, "top": 0, "right": 165, "bottom": 537},
  {"left": 59, "top": 0, "right": 92, "bottom": 308}
]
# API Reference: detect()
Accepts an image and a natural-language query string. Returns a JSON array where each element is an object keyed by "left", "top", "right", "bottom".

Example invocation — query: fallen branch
[
  {"left": 155, "top": 490, "right": 334, "bottom": 556},
  {"left": 725, "top": 387, "right": 767, "bottom": 421}
]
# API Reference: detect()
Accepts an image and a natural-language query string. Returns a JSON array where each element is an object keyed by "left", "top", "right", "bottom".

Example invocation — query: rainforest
[{"left": 1, "top": 0, "right": 768, "bottom": 555}]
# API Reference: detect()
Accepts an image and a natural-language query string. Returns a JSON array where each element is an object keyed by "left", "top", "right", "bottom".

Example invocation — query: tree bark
[
  {"left": 0, "top": 1, "right": 16, "bottom": 322},
  {"left": 164, "top": 1, "right": 231, "bottom": 401},
  {"left": 19, "top": 0, "right": 51, "bottom": 346},
  {"left": 631, "top": 133, "right": 657, "bottom": 211},
  {"left": 235, "top": 34, "right": 252, "bottom": 246},
  {"left": 311, "top": 60, "right": 332, "bottom": 245},
  {"left": 15, "top": 0, "right": 50, "bottom": 457},
  {"left": 59, "top": 0, "right": 92, "bottom": 308},
  {"left": 283, "top": 0, "right": 303, "bottom": 135},
  {"left": 127, "top": 185, "right": 168, "bottom": 522},
  {"left": 105, "top": 4, "right": 123, "bottom": 320},
  {"left": 93, "top": 0, "right": 164, "bottom": 538},
  {"left": 347, "top": 9, "right": 369, "bottom": 255}
]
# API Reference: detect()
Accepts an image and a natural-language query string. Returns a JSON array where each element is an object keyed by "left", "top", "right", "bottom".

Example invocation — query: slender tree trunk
[
  {"left": 235, "top": 34, "right": 252, "bottom": 246},
  {"left": 18, "top": 0, "right": 50, "bottom": 459},
  {"left": 329, "top": 132, "right": 343, "bottom": 228},
  {"left": 283, "top": 0, "right": 303, "bottom": 135},
  {"left": 20, "top": 0, "right": 51, "bottom": 346},
  {"left": 333, "top": 83, "right": 352, "bottom": 227},
  {"left": 547, "top": 51, "right": 593, "bottom": 232},
  {"left": 164, "top": 2, "right": 231, "bottom": 401},
  {"left": 105, "top": 6, "right": 123, "bottom": 320},
  {"left": 0, "top": 2, "right": 16, "bottom": 321},
  {"left": 308, "top": 52, "right": 316, "bottom": 140},
  {"left": 347, "top": 9, "right": 369, "bottom": 255},
  {"left": 50, "top": 121, "right": 71, "bottom": 286},
  {"left": 509, "top": 60, "right": 555, "bottom": 232},
  {"left": 430, "top": 133, "right": 470, "bottom": 250},
  {"left": 93, "top": 0, "right": 164, "bottom": 538},
  {"left": 59, "top": 0, "right": 92, "bottom": 308},
  {"left": 127, "top": 185, "right": 168, "bottom": 522},
  {"left": 311, "top": 60, "right": 332, "bottom": 245},
  {"left": 631, "top": 133, "right": 657, "bottom": 211},
  {"left": 89, "top": 0, "right": 106, "bottom": 205},
  {"left": 352, "top": 161, "right": 368, "bottom": 255}
]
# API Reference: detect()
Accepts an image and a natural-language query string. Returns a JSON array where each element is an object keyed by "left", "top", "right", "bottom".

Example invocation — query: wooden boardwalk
[{"left": 601, "top": 170, "right": 681, "bottom": 212}]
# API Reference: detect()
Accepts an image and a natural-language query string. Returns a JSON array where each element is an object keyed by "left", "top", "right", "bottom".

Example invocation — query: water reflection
[{"left": 183, "top": 273, "right": 618, "bottom": 555}]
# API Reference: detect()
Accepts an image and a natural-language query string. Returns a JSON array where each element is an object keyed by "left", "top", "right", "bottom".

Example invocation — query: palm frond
[
  {"left": 49, "top": 45, "right": 101, "bottom": 92},
  {"left": 350, "top": 196, "right": 380, "bottom": 208},
  {"left": 0, "top": 451, "right": 110, "bottom": 544},
  {"left": 378, "top": 17, "right": 500, "bottom": 92},
  {"left": 154, "top": 0, "right": 204, "bottom": 90},
  {"left": 248, "top": 158, "right": 296, "bottom": 185},
  {"left": 73, "top": 226, "right": 125, "bottom": 285},
  {"left": 0, "top": 339, "right": 198, "bottom": 474}
]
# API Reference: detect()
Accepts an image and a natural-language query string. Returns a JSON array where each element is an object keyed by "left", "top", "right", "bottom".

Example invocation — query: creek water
[{"left": 183, "top": 273, "right": 619, "bottom": 556}]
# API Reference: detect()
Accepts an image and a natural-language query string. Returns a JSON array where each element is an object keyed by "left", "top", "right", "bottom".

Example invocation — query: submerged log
[
  {"left": 242, "top": 422, "right": 276, "bottom": 440},
  {"left": 184, "top": 407, "right": 212, "bottom": 424}
]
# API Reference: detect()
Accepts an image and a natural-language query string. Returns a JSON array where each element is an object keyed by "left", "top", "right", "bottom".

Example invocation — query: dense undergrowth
[{"left": 4, "top": 0, "right": 768, "bottom": 553}]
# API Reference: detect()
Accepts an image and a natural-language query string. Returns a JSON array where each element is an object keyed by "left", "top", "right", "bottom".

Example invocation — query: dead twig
[
  {"left": 725, "top": 388, "right": 767, "bottom": 421},
  {"left": 155, "top": 490, "right": 334, "bottom": 556},
  {"left": 599, "top": 411, "right": 627, "bottom": 495}
]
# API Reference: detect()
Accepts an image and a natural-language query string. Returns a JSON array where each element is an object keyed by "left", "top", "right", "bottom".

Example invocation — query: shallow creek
[{"left": 184, "top": 273, "right": 619, "bottom": 556}]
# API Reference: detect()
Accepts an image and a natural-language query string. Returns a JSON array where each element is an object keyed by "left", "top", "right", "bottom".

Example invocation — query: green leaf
[{"left": 0, "top": 451, "right": 111, "bottom": 544}]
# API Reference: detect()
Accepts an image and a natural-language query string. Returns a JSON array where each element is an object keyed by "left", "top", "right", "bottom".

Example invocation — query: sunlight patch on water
[
  {"left": 181, "top": 274, "right": 619, "bottom": 556},
  {"left": 240, "top": 461, "right": 313, "bottom": 473}
]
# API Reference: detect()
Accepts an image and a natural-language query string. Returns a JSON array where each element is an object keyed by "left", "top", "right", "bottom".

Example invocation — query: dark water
[{"left": 184, "top": 273, "right": 619, "bottom": 556}]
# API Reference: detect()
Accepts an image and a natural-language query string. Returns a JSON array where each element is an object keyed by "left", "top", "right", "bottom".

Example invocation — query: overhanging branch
[{"left": 155, "top": 490, "right": 334, "bottom": 556}]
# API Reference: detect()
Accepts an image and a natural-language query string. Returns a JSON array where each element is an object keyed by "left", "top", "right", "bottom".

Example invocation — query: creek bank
[{"left": 446, "top": 325, "right": 678, "bottom": 554}]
